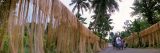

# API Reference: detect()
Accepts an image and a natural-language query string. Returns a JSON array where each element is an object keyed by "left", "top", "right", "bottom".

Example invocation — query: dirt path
[{"left": 99, "top": 47, "right": 160, "bottom": 53}]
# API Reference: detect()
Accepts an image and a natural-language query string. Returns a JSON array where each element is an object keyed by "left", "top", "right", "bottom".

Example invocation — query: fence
[{"left": 125, "top": 22, "right": 160, "bottom": 48}]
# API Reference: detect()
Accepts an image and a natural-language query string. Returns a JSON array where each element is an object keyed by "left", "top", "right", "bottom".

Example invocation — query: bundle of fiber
[{"left": 7, "top": 0, "right": 107, "bottom": 53}]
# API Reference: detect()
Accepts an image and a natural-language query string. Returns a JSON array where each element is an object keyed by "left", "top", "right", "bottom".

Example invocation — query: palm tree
[
  {"left": 90, "top": 0, "right": 119, "bottom": 13},
  {"left": 89, "top": 0, "right": 118, "bottom": 29},
  {"left": 131, "top": 0, "right": 160, "bottom": 25},
  {"left": 88, "top": 0, "right": 119, "bottom": 46},
  {"left": 88, "top": 0, "right": 118, "bottom": 38},
  {"left": 89, "top": 13, "right": 113, "bottom": 48},
  {"left": 69, "top": 0, "right": 90, "bottom": 19}
]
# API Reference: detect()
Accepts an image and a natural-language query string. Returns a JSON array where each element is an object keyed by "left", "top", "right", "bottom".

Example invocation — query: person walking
[{"left": 115, "top": 33, "right": 125, "bottom": 50}]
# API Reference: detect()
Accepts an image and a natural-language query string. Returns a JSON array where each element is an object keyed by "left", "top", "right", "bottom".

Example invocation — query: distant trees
[
  {"left": 108, "top": 32, "right": 115, "bottom": 43},
  {"left": 120, "top": 18, "right": 150, "bottom": 38},
  {"left": 120, "top": 17, "right": 151, "bottom": 47},
  {"left": 121, "top": 0, "right": 160, "bottom": 41},
  {"left": 119, "top": 0, "right": 160, "bottom": 48}
]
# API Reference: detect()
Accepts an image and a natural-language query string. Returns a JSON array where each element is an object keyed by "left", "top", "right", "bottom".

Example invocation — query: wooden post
[
  {"left": 158, "top": 30, "right": 160, "bottom": 47},
  {"left": 144, "top": 36, "right": 146, "bottom": 47},
  {"left": 152, "top": 33, "right": 155, "bottom": 47},
  {"left": 156, "top": 31, "right": 158, "bottom": 47},
  {"left": 149, "top": 35, "right": 151, "bottom": 47},
  {"left": 142, "top": 37, "right": 145, "bottom": 47}
]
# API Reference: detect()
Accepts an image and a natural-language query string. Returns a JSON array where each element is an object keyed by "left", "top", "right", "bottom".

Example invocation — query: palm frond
[{"left": 72, "top": 5, "right": 77, "bottom": 12}]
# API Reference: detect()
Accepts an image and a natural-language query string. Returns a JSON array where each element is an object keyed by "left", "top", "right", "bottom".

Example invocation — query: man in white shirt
[
  {"left": 116, "top": 36, "right": 122, "bottom": 49},
  {"left": 116, "top": 37, "right": 121, "bottom": 45}
]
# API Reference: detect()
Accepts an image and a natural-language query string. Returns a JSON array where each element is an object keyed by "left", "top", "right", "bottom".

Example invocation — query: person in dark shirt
[{"left": 112, "top": 36, "right": 116, "bottom": 49}]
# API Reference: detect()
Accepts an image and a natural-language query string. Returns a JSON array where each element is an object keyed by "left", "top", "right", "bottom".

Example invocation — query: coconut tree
[
  {"left": 88, "top": 0, "right": 118, "bottom": 32},
  {"left": 69, "top": 0, "right": 90, "bottom": 24},
  {"left": 88, "top": 0, "right": 118, "bottom": 43},
  {"left": 89, "top": 13, "right": 114, "bottom": 48}
]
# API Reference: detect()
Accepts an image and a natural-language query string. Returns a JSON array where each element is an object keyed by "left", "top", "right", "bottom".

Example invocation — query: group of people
[{"left": 112, "top": 33, "right": 126, "bottom": 50}]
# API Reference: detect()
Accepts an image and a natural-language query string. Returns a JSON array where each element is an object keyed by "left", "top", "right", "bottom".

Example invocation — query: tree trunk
[{"left": 77, "top": 4, "right": 80, "bottom": 19}]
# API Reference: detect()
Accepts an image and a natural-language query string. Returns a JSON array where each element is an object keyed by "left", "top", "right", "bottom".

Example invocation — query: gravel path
[{"left": 99, "top": 47, "right": 160, "bottom": 53}]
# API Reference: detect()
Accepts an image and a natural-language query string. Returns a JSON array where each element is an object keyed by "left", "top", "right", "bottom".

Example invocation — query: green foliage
[
  {"left": 120, "top": 18, "right": 150, "bottom": 39},
  {"left": 131, "top": 18, "right": 150, "bottom": 32},
  {"left": 121, "top": 18, "right": 151, "bottom": 48},
  {"left": 131, "top": 0, "right": 160, "bottom": 24},
  {"left": 120, "top": 31, "right": 130, "bottom": 38}
]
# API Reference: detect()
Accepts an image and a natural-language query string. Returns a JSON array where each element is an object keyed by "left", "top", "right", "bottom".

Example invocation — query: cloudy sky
[{"left": 60, "top": 0, "right": 137, "bottom": 33}]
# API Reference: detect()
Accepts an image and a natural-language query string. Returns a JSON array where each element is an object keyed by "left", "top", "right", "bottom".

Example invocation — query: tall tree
[
  {"left": 88, "top": 0, "right": 118, "bottom": 40},
  {"left": 132, "top": 18, "right": 142, "bottom": 47},
  {"left": 131, "top": 0, "right": 160, "bottom": 25},
  {"left": 69, "top": 0, "right": 90, "bottom": 24}
]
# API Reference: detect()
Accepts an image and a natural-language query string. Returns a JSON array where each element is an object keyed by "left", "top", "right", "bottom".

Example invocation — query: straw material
[
  {"left": 125, "top": 22, "right": 160, "bottom": 48},
  {"left": 6, "top": 0, "right": 107, "bottom": 53}
]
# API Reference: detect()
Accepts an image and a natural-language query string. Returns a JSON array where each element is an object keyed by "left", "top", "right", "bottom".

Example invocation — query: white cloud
[{"left": 110, "top": 0, "right": 136, "bottom": 32}]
